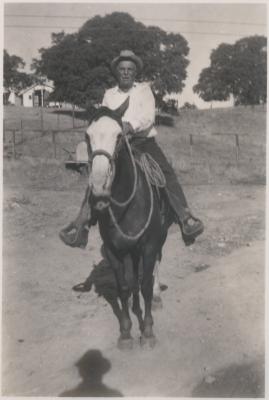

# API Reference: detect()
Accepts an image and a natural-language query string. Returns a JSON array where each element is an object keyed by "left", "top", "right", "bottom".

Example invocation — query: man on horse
[{"left": 60, "top": 50, "right": 204, "bottom": 248}]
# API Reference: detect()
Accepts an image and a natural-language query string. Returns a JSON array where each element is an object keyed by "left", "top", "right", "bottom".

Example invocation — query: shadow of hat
[
  {"left": 111, "top": 50, "right": 143, "bottom": 75},
  {"left": 75, "top": 350, "right": 111, "bottom": 376}
]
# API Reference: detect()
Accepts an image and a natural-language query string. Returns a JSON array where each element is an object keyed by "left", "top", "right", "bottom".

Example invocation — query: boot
[
  {"left": 179, "top": 212, "right": 204, "bottom": 246},
  {"left": 59, "top": 221, "right": 90, "bottom": 249},
  {"left": 59, "top": 187, "right": 95, "bottom": 249}
]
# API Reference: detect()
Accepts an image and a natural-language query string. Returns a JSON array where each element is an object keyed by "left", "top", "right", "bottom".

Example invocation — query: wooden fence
[
  {"left": 189, "top": 132, "right": 241, "bottom": 164},
  {"left": 3, "top": 125, "right": 243, "bottom": 165},
  {"left": 3, "top": 122, "right": 88, "bottom": 160}
]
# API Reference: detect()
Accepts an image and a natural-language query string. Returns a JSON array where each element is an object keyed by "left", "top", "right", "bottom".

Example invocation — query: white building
[
  {"left": 17, "top": 83, "right": 54, "bottom": 107},
  {"left": 5, "top": 82, "right": 76, "bottom": 109}
]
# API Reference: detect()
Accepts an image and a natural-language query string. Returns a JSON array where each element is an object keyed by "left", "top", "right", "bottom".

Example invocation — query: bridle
[{"left": 88, "top": 133, "right": 138, "bottom": 208}]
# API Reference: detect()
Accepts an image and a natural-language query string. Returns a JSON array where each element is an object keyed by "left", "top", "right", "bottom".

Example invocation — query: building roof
[{"left": 18, "top": 83, "right": 54, "bottom": 96}]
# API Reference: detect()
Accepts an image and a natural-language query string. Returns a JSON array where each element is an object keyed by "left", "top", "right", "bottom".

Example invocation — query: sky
[{"left": 3, "top": 1, "right": 267, "bottom": 109}]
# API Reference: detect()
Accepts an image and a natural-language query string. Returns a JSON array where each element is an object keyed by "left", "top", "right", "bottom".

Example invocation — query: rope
[
  {"left": 108, "top": 162, "right": 154, "bottom": 241},
  {"left": 108, "top": 134, "right": 158, "bottom": 241},
  {"left": 139, "top": 153, "right": 166, "bottom": 188},
  {"left": 107, "top": 136, "right": 170, "bottom": 241}
]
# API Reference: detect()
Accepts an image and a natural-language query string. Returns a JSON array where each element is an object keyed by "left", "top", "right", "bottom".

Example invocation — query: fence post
[
  {"left": 57, "top": 112, "right": 60, "bottom": 130},
  {"left": 190, "top": 134, "right": 193, "bottom": 161},
  {"left": 52, "top": 130, "right": 57, "bottom": 158},
  {"left": 40, "top": 107, "right": 44, "bottom": 131},
  {"left": 12, "top": 130, "right": 16, "bottom": 159},
  {"left": 235, "top": 134, "right": 240, "bottom": 164},
  {"left": 20, "top": 119, "right": 24, "bottom": 143},
  {"left": 3, "top": 119, "right": 6, "bottom": 143},
  {"left": 72, "top": 106, "right": 75, "bottom": 128}
]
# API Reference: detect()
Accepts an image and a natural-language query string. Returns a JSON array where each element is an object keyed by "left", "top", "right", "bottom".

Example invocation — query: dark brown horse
[{"left": 85, "top": 100, "right": 174, "bottom": 348}]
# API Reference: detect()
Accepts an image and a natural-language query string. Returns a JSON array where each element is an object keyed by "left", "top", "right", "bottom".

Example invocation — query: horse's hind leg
[
  {"left": 131, "top": 254, "right": 144, "bottom": 334},
  {"left": 153, "top": 258, "right": 163, "bottom": 310},
  {"left": 103, "top": 294, "right": 122, "bottom": 324}
]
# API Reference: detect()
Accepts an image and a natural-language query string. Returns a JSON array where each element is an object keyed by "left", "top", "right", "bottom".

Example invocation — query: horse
[{"left": 85, "top": 99, "right": 174, "bottom": 349}]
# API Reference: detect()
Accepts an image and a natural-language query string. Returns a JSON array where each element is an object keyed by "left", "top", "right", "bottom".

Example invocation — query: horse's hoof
[
  {"left": 152, "top": 295, "right": 163, "bottom": 310},
  {"left": 117, "top": 337, "right": 134, "bottom": 351},
  {"left": 140, "top": 334, "right": 157, "bottom": 349}
]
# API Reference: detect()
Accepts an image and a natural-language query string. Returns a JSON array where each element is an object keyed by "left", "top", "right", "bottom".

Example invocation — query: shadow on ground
[
  {"left": 192, "top": 357, "right": 264, "bottom": 398},
  {"left": 59, "top": 349, "right": 123, "bottom": 397}
]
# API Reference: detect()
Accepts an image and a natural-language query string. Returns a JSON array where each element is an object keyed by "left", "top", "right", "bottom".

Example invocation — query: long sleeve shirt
[{"left": 102, "top": 82, "right": 157, "bottom": 137}]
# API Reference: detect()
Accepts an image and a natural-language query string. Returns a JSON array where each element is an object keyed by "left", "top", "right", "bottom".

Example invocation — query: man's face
[{"left": 116, "top": 60, "right": 137, "bottom": 91}]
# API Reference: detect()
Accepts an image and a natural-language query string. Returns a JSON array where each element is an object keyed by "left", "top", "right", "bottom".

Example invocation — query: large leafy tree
[
  {"left": 32, "top": 12, "right": 189, "bottom": 108},
  {"left": 193, "top": 35, "right": 267, "bottom": 106},
  {"left": 4, "top": 49, "right": 35, "bottom": 91}
]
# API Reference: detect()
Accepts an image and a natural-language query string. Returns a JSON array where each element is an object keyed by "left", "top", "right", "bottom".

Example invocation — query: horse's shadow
[{"left": 59, "top": 349, "right": 123, "bottom": 397}]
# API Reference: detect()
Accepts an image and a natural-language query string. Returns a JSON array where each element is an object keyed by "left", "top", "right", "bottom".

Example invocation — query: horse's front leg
[
  {"left": 104, "top": 247, "right": 133, "bottom": 349},
  {"left": 140, "top": 249, "right": 158, "bottom": 347},
  {"left": 119, "top": 298, "right": 133, "bottom": 349}
]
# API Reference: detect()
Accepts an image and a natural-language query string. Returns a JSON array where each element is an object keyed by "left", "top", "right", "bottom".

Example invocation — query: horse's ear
[
  {"left": 87, "top": 105, "right": 98, "bottom": 124},
  {"left": 114, "top": 97, "right": 130, "bottom": 118}
]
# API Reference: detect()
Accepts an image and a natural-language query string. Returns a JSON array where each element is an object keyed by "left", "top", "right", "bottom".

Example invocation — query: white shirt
[{"left": 102, "top": 82, "right": 157, "bottom": 137}]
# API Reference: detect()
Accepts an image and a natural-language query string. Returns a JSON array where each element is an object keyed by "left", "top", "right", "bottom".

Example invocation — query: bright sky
[{"left": 3, "top": 1, "right": 267, "bottom": 109}]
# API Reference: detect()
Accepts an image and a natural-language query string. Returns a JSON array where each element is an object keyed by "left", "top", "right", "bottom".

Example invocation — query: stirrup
[
  {"left": 59, "top": 223, "right": 89, "bottom": 248},
  {"left": 180, "top": 213, "right": 204, "bottom": 246}
]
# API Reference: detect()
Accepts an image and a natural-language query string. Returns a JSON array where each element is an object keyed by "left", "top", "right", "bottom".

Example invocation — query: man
[{"left": 60, "top": 50, "right": 204, "bottom": 248}]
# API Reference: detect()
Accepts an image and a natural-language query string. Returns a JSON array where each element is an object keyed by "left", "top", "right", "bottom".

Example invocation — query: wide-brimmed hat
[
  {"left": 75, "top": 350, "right": 111, "bottom": 375},
  {"left": 110, "top": 50, "right": 143, "bottom": 74}
]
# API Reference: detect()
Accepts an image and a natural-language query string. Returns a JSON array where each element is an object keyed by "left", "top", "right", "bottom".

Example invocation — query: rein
[
  {"left": 108, "top": 157, "right": 154, "bottom": 241},
  {"left": 108, "top": 134, "right": 154, "bottom": 241},
  {"left": 110, "top": 135, "right": 137, "bottom": 208},
  {"left": 89, "top": 134, "right": 154, "bottom": 241}
]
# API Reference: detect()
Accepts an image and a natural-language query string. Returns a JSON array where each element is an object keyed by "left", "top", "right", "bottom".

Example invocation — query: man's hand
[{"left": 122, "top": 121, "right": 134, "bottom": 136}]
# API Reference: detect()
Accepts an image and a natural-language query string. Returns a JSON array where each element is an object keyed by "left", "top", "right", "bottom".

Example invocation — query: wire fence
[
  {"left": 3, "top": 107, "right": 90, "bottom": 160},
  {"left": 3, "top": 106, "right": 266, "bottom": 172},
  {"left": 3, "top": 115, "right": 266, "bottom": 189},
  {"left": 3, "top": 123, "right": 265, "bottom": 167}
]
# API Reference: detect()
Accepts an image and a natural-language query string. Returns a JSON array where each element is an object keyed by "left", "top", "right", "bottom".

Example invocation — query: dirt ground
[{"left": 2, "top": 174, "right": 265, "bottom": 396}]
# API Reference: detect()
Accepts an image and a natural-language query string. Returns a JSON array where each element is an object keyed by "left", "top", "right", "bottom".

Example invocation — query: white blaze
[{"left": 86, "top": 116, "right": 122, "bottom": 195}]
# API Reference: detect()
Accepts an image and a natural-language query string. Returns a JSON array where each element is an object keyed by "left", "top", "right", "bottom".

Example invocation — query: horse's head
[{"left": 86, "top": 98, "right": 129, "bottom": 210}]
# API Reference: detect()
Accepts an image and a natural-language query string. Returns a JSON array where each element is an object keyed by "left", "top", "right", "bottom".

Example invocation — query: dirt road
[{"left": 2, "top": 182, "right": 265, "bottom": 397}]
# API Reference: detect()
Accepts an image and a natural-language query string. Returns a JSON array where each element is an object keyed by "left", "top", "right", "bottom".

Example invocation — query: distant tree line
[
  {"left": 4, "top": 49, "right": 35, "bottom": 91},
  {"left": 30, "top": 12, "right": 189, "bottom": 110},
  {"left": 193, "top": 35, "right": 267, "bottom": 106},
  {"left": 3, "top": 12, "right": 267, "bottom": 108}
]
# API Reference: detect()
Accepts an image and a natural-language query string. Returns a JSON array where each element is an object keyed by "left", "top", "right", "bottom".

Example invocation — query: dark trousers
[{"left": 131, "top": 137, "right": 189, "bottom": 222}]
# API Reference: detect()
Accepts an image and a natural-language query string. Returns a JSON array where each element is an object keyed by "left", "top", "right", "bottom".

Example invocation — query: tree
[
  {"left": 4, "top": 49, "right": 35, "bottom": 91},
  {"left": 193, "top": 36, "right": 267, "bottom": 106},
  {"left": 31, "top": 12, "right": 189, "bottom": 108},
  {"left": 180, "top": 102, "right": 197, "bottom": 110}
]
